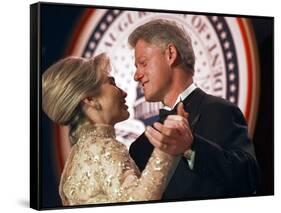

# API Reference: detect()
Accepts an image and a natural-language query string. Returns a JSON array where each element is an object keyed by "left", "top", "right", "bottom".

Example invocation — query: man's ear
[
  {"left": 165, "top": 43, "right": 178, "bottom": 67},
  {"left": 81, "top": 97, "right": 102, "bottom": 110}
]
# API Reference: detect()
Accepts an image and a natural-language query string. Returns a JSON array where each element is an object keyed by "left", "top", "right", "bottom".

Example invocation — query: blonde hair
[
  {"left": 42, "top": 53, "right": 110, "bottom": 145},
  {"left": 128, "top": 19, "right": 195, "bottom": 74}
]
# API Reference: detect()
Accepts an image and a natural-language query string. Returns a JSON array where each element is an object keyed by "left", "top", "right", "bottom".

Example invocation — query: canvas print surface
[{"left": 30, "top": 2, "right": 274, "bottom": 210}]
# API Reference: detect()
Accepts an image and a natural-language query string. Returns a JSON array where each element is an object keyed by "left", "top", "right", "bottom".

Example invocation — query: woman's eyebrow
[{"left": 107, "top": 76, "right": 115, "bottom": 83}]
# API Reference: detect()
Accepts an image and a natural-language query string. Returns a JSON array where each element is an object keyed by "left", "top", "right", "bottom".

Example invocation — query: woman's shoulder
[{"left": 59, "top": 138, "right": 107, "bottom": 204}]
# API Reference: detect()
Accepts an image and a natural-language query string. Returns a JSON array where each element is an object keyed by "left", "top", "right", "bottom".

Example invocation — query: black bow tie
[
  {"left": 158, "top": 103, "right": 199, "bottom": 132},
  {"left": 159, "top": 101, "right": 186, "bottom": 121},
  {"left": 159, "top": 106, "right": 178, "bottom": 123},
  {"left": 159, "top": 101, "right": 191, "bottom": 120},
  {"left": 159, "top": 108, "right": 176, "bottom": 119}
]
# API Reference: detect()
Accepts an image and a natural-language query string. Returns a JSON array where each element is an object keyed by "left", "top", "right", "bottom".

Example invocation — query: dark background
[{"left": 39, "top": 3, "right": 274, "bottom": 208}]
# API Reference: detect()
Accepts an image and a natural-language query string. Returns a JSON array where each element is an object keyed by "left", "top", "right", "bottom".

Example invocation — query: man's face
[{"left": 134, "top": 40, "right": 172, "bottom": 102}]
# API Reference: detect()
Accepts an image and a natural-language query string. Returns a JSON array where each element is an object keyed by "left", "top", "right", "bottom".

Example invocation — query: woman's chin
[
  {"left": 123, "top": 110, "right": 130, "bottom": 120},
  {"left": 115, "top": 110, "right": 130, "bottom": 124}
]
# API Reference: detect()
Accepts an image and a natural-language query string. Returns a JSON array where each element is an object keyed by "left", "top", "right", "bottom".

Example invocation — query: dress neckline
[{"left": 77, "top": 122, "right": 116, "bottom": 139}]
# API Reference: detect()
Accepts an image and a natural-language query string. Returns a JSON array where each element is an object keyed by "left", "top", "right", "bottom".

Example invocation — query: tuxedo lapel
[
  {"left": 182, "top": 88, "right": 206, "bottom": 132},
  {"left": 163, "top": 88, "right": 206, "bottom": 199}
]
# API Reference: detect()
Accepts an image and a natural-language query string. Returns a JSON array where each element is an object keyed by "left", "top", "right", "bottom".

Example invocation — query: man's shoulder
[
  {"left": 188, "top": 88, "right": 235, "bottom": 108},
  {"left": 203, "top": 92, "right": 237, "bottom": 109},
  {"left": 199, "top": 91, "right": 241, "bottom": 116},
  {"left": 197, "top": 91, "right": 247, "bottom": 128}
]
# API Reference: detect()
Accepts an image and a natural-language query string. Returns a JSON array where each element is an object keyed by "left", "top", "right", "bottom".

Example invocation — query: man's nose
[{"left": 134, "top": 68, "right": 143, "bottom": 82}]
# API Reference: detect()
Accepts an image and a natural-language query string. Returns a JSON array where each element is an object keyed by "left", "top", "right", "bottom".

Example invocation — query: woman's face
[{"left": 98, "top": 76, "right": 129, "bottom": 125}]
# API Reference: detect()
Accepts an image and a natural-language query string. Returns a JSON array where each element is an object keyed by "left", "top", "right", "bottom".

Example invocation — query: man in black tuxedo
[{"left": 128, "top": 19, "right": 259, "bottom": 200}]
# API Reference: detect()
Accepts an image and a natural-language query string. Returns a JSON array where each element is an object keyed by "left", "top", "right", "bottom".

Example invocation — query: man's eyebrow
[
  {"left": 135, "top": 57, "right": 146, "bottom": 67},
  {"left": 136, "top": 56, "right": 146, "bottom": 61}
]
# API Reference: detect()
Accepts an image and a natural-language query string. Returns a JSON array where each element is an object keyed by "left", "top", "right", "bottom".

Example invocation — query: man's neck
[{"left": 163, "top": 77, "right": 193, "bottom": 108}]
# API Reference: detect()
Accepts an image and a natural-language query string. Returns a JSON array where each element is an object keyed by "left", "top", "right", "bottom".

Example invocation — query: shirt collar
[{"left": 162, "top": 83, "right": 197, "bottom": 111}]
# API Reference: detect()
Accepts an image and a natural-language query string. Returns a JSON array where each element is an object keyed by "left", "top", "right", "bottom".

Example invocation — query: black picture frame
[{"left": 30, "top": 1, "right": 274, "bottom": 210}]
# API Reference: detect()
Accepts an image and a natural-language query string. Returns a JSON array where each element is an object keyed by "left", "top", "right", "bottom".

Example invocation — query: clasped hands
[{"left": 145, "top": 102, "right": 193, "bottom": 156}]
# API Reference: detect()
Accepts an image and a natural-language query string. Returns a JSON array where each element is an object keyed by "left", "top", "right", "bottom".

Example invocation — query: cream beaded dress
[{"left": 59, "top": 123, "right": 176, "bottom": 205}]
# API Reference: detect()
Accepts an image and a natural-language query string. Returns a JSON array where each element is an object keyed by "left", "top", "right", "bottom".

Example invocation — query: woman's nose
[{"left": 120, "top": 88, "right": 127, "bottom": 98}]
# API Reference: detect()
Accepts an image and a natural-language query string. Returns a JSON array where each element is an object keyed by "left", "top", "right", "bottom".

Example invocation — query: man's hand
[{"left": 145, "top": 102, "right": 193, "bottom": 156}]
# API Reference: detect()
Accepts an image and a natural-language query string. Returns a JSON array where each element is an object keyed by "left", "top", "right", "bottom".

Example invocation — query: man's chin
[{"left": 144, "top": 94, "right": 160, "bottom": 102}]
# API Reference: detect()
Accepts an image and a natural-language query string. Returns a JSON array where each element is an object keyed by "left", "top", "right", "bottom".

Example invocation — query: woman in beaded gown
[{"left": 42, "top": 53, "right": 185, "bottom": 205}]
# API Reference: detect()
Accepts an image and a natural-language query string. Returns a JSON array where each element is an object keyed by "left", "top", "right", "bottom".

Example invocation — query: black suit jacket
[{"left": 129, "top": 88, "right": 259, "bottom": 200}]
